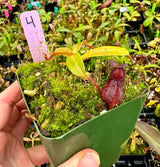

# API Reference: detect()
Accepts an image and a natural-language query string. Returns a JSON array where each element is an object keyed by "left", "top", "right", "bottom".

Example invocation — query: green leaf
[
  {"left": 56, "top": 27, "right": 72, "bottom": 33},
  {"left": 117, "top": 23, "right": 130, "bottom": 27},
  {"left": 143, "top": 17, "right": 153, "bottom": 27},
  {"left": 155, "top": 16, "right": 160, "bottom": 22},
  {"left": 131, "top": 139, "right": 136, "bottom": 152},
  {"left": 0, "top": 51, "right": 4, "bottom": 56},
  {"left": 149, "top": 78, "right": 157, "bottom": 84},
  {"left": 73, "top": 32, "right": 83, "bottom": 40},
  {"left": 114, "top": 31, "right": 121, "bottom": 41},
  {"left": 54, "top": 47, "right": 74, "bottom": 56},
  {"left": 85, "top": 17, "right": 93, "bottom": 30},
  {"left": 135, "top": 121, "right": 160, "bottom": 155},
  {"left": 64, "top": 37, "right": 72, "bottom": 46},
  {"left": 144, "top": 64, "right": 160, "bottom": 69},
  {"left": 115, "top": 19, "right": 121, "bottom": 26},
  {"left": 132, "top": 18, "right": 137, "bottom": 21},
  {"left": 155, "top": 86, "right": 160, "bottom": 93},
  {"left": 132, "top": 11, "right": 140, "bottom": 17},
  {"left": 144, "top": 1, "right": 151, "bottom": 6},
  {"left": 123, "top": 12, "right": 130, "bottom": 19},
  {"left": 145, "top": 100, "right": 158, "bottom": 107},
  {"left": 0, "top": 40, "right": 5, "bottom": 49},
  {"left": 71, "top": 42, "right": 83, "bottom": 54},
  {"left": 145, "top": 11, "right": 153, "bottom": 17},
  {"left": 81, "top": 46, "right": 129, "bottom": 60},
  {"left": 72, "top": 25, "right": 92, "bottom": 32},
  {"left": 66, "top": 52, "right": 86, "bottom": 78},
  {"left": 133, "top": 38, "right": 141, "bottom": 52},
  {"left": 69, "top": 4, "right": 75, "bottom": 10},
  {"left": 98, "top": 22, "right": 110, "bottom": 30},
  {"left": 155, "top": 104, "right": 160, "bottom": 117}
]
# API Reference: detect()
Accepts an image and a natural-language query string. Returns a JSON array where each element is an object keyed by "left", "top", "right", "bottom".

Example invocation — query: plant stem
[
  {"left": 45, "top": 52, "right": 56, "bottom": 60},
  {"left": 85, "top": 74, "right": 102, "bottom": 94}
]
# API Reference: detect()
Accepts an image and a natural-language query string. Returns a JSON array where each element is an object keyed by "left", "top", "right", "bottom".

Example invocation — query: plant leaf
[
  {"left": 149, "top": 78, "right": 157, "bottom": 84},
  {"left": 155, "top": 104, "right": 160, "bottom": 117},
  {"left": 123, "top": 12, "right": 130, "bottom": 18},
  {"left": 144, "top": 64, "right": 160, "bottom": 69},
  {"left": 146, "top": 100, "right": 158, "bottom": 107},
  {"left": 143, "top": 17, "right": 153, "bottom": 27},
  {"left": 131, "top": 139, "right": 136, "bottom": 152},
  {"left": 114, "top": 30, "right": 121, "bottom": 41},
  {"left": 54, "top": 47, "right": 74, "bottom": 56},
  {"left": 98, "top": 22, "right": 110, "bottom": 30},
  {"left": 132, "top": 11, "right": 140, "bottom": 17},
  {"left": 155, "top": 86, "right": 160, "bottom": 93},
  {"left": 56, "top": 27, "right": 72, "bottom": 33},
  {"left": 135, "top": 121, "right": 160, "bottom": 155},
  {"left": 81, "top": 46, "right": 129, "bottom": 60},
  {"left": 73, "top": 32, "right": 83, "bottom": 40},
  {"left": 71, "top": 42, "right": 83, "bottom": 54},
  {"left": 117, "top": 23, "right": 130, "bottom": 27},
  {"left": 145, "top": 11, "right": 152, "bottom": 17},
  {"left": 155, "top": 16, "right": 160, "bottom": 22},
  {"left": 144, "top": 1, "right": 151, "bottom": 6},
  {"left": 133, "top": 38, "right": 141, "bottom": 52},
  {"left": 72, "top": 25, "right": 92, "bottom": 32},
  {"left": 23, "top": 137, "right": 32, "bottom": 142},
  {"left": 0, "top": 40, "right": 5, "bottom": 49},
  {"left": 85, "top": 17, "right": 93, "bottom": 30},
  {"left": 66, "top": 52, "right": 86, "bottom": 78},
  {"left": 0, "top": 51, "right": 4, "bottom": 56}
]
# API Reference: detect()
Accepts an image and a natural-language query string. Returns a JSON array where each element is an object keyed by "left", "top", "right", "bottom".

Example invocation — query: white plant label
[{"left": 20, "top": 11, "right": 48, "bottom": 62}]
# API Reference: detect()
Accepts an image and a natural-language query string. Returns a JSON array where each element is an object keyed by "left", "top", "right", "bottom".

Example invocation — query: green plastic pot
[{"left": 17, "top": 76, "right": 149, "bottom": 167}]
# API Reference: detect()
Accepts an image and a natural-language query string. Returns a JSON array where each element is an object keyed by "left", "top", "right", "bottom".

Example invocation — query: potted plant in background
[
  {"left": 135, "top": 120, "right": 160, "bottom": 167},
  {"left": 143, "top": 3, "right": 160, "bottom": 40},
  {"left": 115, "top": 129, "right": 152, "bottom": 167}
]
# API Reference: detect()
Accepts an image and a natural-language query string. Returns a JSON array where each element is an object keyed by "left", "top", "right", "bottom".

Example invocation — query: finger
[
  {"left": 15, "top": 98, "right": 27, "bottom": 110},
  {"left": 58, "top": 148, "right": 100, "bottom": 167},
  {"left": 11, "top": 116, "right": 32, "bottom": 139},
  {"left": 9, "top": 99, "right": 27, "bottom": 126},
  {"left": 0, "top": 80, "right": 22, "bottom": 106},
  {"left": 27, "top": 145, "right": 49, "bottom": 165},
  {"left": 0, "top": 81, "right": 22, "bottom": 130}
]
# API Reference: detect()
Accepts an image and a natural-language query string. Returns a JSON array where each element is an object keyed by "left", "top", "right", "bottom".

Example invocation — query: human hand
[{"left": 0, "top": 81, "right": 100, "bottom": 167}]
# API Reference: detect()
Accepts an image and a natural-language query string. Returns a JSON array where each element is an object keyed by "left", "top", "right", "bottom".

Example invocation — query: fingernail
[{"left": 79, "top": 153, "right": 100, "bottom": 167}]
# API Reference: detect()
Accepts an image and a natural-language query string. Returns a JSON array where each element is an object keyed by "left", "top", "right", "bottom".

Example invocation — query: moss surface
[{"left": 17, "top": 56, "right": 147, "bottom": 138}]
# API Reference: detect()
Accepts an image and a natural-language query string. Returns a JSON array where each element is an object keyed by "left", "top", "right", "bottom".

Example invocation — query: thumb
[{"left": 58, "top": 148, "right": 100, "bottom": 167}]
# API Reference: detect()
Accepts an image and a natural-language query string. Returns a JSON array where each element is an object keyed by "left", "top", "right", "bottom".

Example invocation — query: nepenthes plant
[
  {"left": 45, "top": 41, "right": 129, "bottom": 109},
  {"left": 17, "top": 41, "right": 148, "bottom": 167}
]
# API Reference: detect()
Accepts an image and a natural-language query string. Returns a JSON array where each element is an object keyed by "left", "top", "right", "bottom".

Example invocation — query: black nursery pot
[
  {"left": 45, "top": 2, "right": 57, "bottom": 12},
  {"left": 124, "top": 12, "right": 144, "bottom": 30},
  {"left": 0, "top": 54, "right": 24, "bottom": 66},
  {"left": 140, "top": 107, "right": 160, "bottom": 130},
  {"left": 127, "top": 30, "right": 148, "bottom": 49},
  {"left": 115, "top": 153, "right": 152, "bottom": 167},
  {"left": 147, "top": 23, "right": 160, "bottom": 40}
]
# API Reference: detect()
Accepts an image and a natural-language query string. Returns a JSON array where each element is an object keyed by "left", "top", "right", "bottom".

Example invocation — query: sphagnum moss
[{"left": 17, "top": 57, "right": 147, "bottom": 138}]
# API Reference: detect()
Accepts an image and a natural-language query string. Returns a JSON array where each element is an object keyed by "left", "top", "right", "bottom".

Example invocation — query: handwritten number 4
[{"left": 25, "top": 16, "right": 36, "bottom": 28}]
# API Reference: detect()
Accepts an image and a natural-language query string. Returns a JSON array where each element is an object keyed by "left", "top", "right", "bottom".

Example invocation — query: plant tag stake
[{"left": 20, "top": 11, "right": 48, "bottom": 62}]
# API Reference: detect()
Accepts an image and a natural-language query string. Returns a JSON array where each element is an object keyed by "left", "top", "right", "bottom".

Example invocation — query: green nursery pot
[
  {"left": 40, "top": 97, "right": 148, "bottom": 167},
  {"left": 18, "top": 74, "right": 148, "bottom": 167}
]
